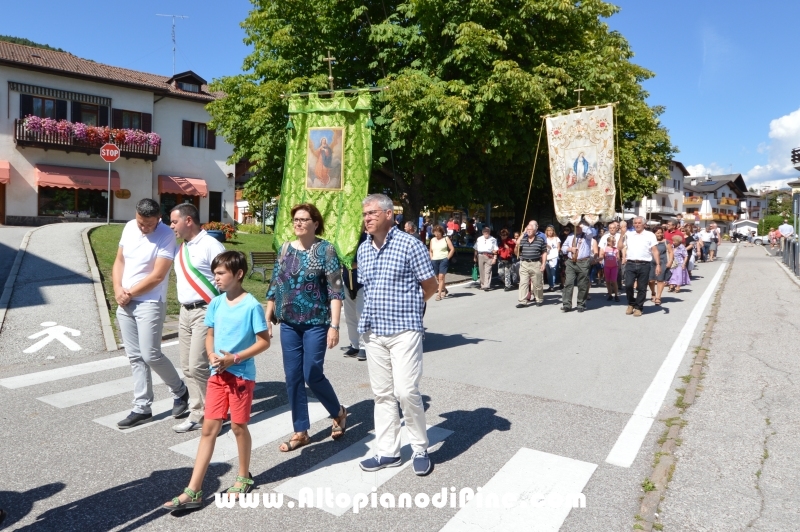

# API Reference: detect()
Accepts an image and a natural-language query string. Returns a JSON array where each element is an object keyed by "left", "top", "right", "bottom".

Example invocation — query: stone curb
[
  {"left": 82, "top": 225, "right": 119, "bottom": 351},
  {"left": 0, "top": 226, "right": 43, "bottom": 334},
  {"left": 635, "top": 245, "right": 738, "bottom": 531}
]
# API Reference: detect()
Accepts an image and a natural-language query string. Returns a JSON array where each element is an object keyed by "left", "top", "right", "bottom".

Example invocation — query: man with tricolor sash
[{"left": 170, "top": 203, "right": 225, "bottom": 433}]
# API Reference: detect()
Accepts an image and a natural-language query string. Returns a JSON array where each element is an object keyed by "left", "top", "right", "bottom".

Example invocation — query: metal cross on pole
[
  {"left": 574, "top": 86, "right": 585, "bottom": 107},
  {"left": 323, "top": 49, "right": 336, "bottom": 91}
]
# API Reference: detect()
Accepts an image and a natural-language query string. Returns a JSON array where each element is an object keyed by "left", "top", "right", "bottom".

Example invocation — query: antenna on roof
[{"left": 156, "top": 14, "right": 189, "bottom": 76}]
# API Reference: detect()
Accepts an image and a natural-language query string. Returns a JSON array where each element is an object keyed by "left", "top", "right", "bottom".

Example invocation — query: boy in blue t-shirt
[{"left": 164, "top": 251, "right": 270, "bottom": 511}]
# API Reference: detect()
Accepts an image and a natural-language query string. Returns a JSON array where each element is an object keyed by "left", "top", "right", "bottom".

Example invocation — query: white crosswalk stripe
[
  {"left": 0, "top": 356, "right": 129, "bottom": 389},
  {"left": 170, "top": 399, "right": 329, "bottom": 462},
  {"left": 37, "top": 370, "right": 184, "bottom": 408},
  {"left": 93, "top": 384, "right": 267, "bottom": 433},
  {"left": 274, "top": 424, "right": 453, "bottom": 516},
  {"left": 440, "top": 448, "right": 596, "bottom": 532}
]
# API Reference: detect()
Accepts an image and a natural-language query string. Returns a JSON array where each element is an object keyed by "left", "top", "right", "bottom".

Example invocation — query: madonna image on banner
[{"left": 306, "top": 127, "right": 344, "bottom": 190}]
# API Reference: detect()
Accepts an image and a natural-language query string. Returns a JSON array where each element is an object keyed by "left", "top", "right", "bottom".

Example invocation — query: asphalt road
[{"left": 0, "top": 243, "right": 733, "bottom": 531}]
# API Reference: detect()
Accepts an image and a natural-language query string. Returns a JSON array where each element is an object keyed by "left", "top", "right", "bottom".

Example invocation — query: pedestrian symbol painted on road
[{"left": 23, "top": 322, "right": 81, "bottom": 353}]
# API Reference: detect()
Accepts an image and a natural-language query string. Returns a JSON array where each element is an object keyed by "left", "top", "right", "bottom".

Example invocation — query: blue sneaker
[
  {"left": 412, "top": 451, "right": 432, "bottom": 476},
  {"left": 359, "top": 455, "right": 402, "bottom": 472}
]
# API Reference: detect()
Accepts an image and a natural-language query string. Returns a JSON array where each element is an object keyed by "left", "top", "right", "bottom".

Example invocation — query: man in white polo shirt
[
  {"left": 622, "top": 216, "right": 659, "bottom": 317},
  {"left": 169, "top": 203, "right": 225, "bottom": 432},
  {"left": 113, "top": 198, "right": 188, "bottom": 429},
  {"left": 778, "top": 219, "right": 794, "bottom": 252}
]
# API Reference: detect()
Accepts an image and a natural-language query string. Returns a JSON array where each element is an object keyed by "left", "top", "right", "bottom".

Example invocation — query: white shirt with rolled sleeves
[
  {"left": 474, "top": 235, "right": 498, "bottom": 254},
  {"left": 174, "top": 230, "right": 226, "bottom": 305},
  {"left": 624, "top": 230, "right": 658, "bottom": 261},
  {"left": 119, "top": 220, "right": 177, "bottom": 302}
]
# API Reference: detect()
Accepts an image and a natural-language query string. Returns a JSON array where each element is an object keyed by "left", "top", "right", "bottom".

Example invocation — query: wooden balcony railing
[{"left": 14, "top": 119, "right": 160, "bottom": 161}]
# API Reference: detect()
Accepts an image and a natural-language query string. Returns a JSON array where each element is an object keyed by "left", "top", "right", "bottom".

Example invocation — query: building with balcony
[
  {"left": 0, "top": 41, "right": 235, "bottom": 225},
  {"left": 683, "top": 173, "right": 748, "bottom": 231},
  {"left": 741, "top": 191, "right": 767, "bottom": 221},
  {"left": 635, "top": 160, "right": 689, "bottom": 222}
]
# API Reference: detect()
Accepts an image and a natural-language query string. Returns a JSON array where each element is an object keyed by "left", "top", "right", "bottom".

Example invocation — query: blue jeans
[
  {"left": 546, "top": 261, "right": 559, "bottom": 289},
  {"left": 280, "top": 322, "right": 341, "bottom": 432}
]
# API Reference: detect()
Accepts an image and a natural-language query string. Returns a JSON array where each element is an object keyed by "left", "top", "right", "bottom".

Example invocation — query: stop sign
[{"left": 100, "top": 143, "right": 120, "bottom": 163}]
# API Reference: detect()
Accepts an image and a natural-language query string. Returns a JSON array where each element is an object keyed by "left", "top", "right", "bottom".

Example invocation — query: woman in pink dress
[
  {"left": 668, "top": 235, "right": 691, "bottom": 292},
  {"left": 603, "top": 235, "right": 620, "bottom": 302}
]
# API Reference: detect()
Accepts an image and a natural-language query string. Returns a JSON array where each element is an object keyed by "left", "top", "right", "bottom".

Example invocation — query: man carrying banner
[{"left": 169, "top": 203, "right": 225, "bottom": 432}]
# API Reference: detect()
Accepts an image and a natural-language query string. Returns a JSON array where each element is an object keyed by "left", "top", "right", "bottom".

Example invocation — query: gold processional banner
[{"left": 546, "top": 105, "right": 616, "bottom": 226}]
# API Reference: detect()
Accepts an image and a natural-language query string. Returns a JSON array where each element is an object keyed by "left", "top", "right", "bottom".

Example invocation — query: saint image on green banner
[{"left": 274, "top": 92, "right": 372, "bottom": 267}]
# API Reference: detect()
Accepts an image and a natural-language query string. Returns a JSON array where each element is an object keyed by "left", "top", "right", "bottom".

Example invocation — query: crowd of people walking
[{"left": 445, "top": 215, "right": 723, "bottom": 316}]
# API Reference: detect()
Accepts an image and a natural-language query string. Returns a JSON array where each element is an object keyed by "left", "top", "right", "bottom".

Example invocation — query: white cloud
[
  {"left": 742, "top": 107, "right": 800, "bottom": 189},
  {"left": 686, "top": 163, "right": 726, "bottom": 177}
]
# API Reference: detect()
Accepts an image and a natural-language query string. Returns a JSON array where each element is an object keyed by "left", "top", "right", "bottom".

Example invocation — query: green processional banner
[{"left": 274, "top": 92, "right": 372, "bottom": 267}]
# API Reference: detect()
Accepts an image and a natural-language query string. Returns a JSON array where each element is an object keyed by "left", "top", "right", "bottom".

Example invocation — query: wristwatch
[{"left": 329, "top": 324, "right": 340, "bottom": 331}]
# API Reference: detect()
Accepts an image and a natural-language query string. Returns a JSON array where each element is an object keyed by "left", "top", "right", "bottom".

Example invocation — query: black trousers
[{"left": 624, "top": 261, "right": 650, "bottom": 311}]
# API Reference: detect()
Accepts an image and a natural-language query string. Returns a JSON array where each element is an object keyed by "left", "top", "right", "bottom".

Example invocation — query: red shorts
[
  {"left": 604, "top": 265, "right": 618, "bottom": 281},
  {"left": 205, "top": 372, "right": 255, "bottom": 424}
]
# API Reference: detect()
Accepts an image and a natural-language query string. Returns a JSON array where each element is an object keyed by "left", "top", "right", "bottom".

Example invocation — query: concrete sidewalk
[
  {"left": 0, "top": 223, "right": 106, "bottom": 364},
  {"left": 657, "top": 244, "right": 800, "bottom": 530}
]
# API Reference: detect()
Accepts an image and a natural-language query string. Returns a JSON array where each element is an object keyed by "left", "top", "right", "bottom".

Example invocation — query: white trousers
[
  {"left": 342, "top": 289, "right": 365, "bottom": 349},
  {"left": 364, "top": 329, "right": 428, "bottom": 456}
]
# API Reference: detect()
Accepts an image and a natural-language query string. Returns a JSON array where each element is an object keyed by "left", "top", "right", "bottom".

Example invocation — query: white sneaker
[{"left": 173, "top": 419, "right": 203, "bottom": 433}]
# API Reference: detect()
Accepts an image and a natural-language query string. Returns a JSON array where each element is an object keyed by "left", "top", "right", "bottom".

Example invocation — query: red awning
[
  {"left": 158, "top": 175, "right": 208, "bottom": 197},
  {"left": 0, "top": 161, "right": 9, "bottom": 184},
  {"left": 35, "top": 164, "right": 120, "bottom": 191}
]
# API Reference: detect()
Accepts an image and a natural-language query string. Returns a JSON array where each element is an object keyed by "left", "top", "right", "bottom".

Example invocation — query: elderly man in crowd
[
  {"left": 778, "top": 218, "right": 794, "bottom": 252},
  {"left": 515, "top": 220, "right": 547, "bottom": 308},
  {"left": 113, "top": 199, "right": 188, "bottom": 428},
  {"left": 561, "top": 223, "right": 597, "bottom": 313},
  {"left": 622, "top": 216, "right": 659, "bottom": 317}
]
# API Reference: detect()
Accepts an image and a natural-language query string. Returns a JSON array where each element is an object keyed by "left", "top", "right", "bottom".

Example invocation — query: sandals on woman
[
  {"left": 436, "top": 293, "right": 443, "bottom": 301},
  {"left": 224, "top": 474, "right": 255, "bottom": 500},
  {"left": 654, "top": 298, "right": 662, "bottom": 306},
  {"left": 279, "top": 432, "right": 310, "bottom": 452},
  {"left": 331, "top": 405, "right": 347, "bottom": 440},
  {"left": 164, "top": 487, "right": 203, "bottom": 511}
]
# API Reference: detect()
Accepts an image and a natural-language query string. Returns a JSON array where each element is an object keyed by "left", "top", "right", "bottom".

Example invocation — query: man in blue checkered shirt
[{"left": 357, "top": 193, "right": 438, "bottom": 476}]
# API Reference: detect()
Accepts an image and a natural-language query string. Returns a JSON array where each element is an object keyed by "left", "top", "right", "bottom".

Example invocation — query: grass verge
[{"left": 89, "top": 226, "right": 274, "bottom": 333}]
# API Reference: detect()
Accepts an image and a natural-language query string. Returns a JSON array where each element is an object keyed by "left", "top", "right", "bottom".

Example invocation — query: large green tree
[{"left": 208, "top": 0, "right": 675, "bottom": 222}]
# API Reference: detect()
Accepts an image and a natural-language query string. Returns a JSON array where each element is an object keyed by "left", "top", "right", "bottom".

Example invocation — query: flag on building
[
  {"left": 545, "top": 105, "right": 616, "bottom": 225},
  {"left": 274, "top": 92, "right": 373, "bottom": 266}
]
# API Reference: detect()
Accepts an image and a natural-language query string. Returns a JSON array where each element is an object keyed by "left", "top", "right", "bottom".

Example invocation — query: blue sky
[
  {"left": 607, "top": 0, "right": 800, "bottom": 190},
  {"left": 4, "top": 1, "right": 798, "bottom": 190}
]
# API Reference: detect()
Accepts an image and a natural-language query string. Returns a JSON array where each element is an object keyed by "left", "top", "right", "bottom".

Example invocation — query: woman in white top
[
  {"left": 429, "top": 225, "right": 455, "bottom": 300},
  {"left": 544, "top": 225, "right": 561, "bottom": 291}
]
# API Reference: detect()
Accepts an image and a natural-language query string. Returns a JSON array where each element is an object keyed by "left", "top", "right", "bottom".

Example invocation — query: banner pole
[{"left": 519, "top": 117, "right": 546, "bottom": 236}]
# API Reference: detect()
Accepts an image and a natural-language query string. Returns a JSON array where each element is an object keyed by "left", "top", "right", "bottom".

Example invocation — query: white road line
[
  {"left": 1, "top": 341, "right": 177, "bottom": 390},
  {"left": 440, "top": 448, "right": 597, "bottom": 532},
  {"left": 274, "top": 424, "right": 453, "bottom": 516},
  {"left": 170, "top": 399, "right": 328, "bottom": 462},
  {"left": 37, "top": 370, "right": 184, "bottom": 409},
  {"left": 605, "top": 246, "right": 735, "bottom": 468},
  {"left": 0, "top": 356, "right": 128, "bottom": 389},
  {"left": 93, "top": 384, "right": 265, "bottom": 433},
  {"left": 93, "top": 397, "right": 176, "bottom": 432}
]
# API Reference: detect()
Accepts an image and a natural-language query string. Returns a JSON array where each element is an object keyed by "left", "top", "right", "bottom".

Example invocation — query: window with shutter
[
  {"left": 111, "top": 108, "right": 123, "bottom": 129},
  {"left": 141, "top": 113, "right": 152, "bottom": 133},
  {"left": 71, "top": 101, "right": 82, "bottom": 123},
  {"left": 206, "top": 128, "right": 216, "bottom": 150},
  {"left": 55, "top": 100, "right": 67, "bottom": 121},
  {"left": 20, "top": 94, "right": 33, "bottom": 118},
  {"left": 195, "top": 123, "right": 207, "bottom": 148},
  {"left": 98, "top": 106, "right": 109, "bottom": 127},
  {"left": 182, "top": 120, "right": 193, "bottom": 146}
]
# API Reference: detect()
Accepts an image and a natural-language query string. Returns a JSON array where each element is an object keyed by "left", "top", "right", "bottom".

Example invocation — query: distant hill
[{"left": 0, "top": 35, "right": 65, "bottom": 53}]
